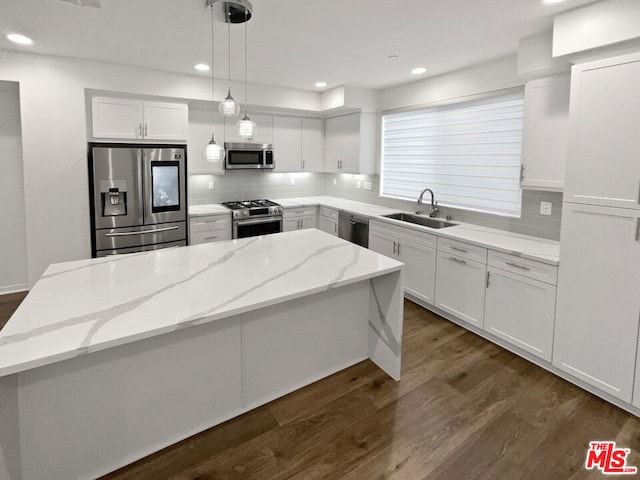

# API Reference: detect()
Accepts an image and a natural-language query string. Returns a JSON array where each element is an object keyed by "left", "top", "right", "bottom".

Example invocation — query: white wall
[
  {"left": 0, "top": 81, "right": 28, "bottom": 293},
  {"left": 377, "top": 55, "right": 522, "bottom": 112},
  {"left": 0, "top": 50, "right": 323, "bottom": 287}
]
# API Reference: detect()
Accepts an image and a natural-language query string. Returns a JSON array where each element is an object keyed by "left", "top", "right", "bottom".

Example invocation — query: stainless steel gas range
[{"left": 221, "top": 199, "right": 283, "bottom": 239}]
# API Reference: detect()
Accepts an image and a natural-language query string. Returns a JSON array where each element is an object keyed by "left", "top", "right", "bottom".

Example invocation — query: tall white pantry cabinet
[{"left": 553, "top": 52, "right": 640, "bottom": 404}]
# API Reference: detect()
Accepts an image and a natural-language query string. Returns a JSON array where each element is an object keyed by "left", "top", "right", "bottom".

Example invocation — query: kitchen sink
[{"left": 383, "top": 213, "right": 455, "bottom": 229}]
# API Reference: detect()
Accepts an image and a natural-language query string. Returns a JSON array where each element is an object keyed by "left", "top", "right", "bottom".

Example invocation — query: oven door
[{"left": 234, "top": 217, "right": 282, "bottom": 238}]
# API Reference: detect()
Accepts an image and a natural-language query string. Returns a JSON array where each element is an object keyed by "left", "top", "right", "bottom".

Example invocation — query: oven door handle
[
  {"left": 105, "top": 226, "right": 179, "bottom": 237},
  {"left": 235, "top": 217, "right": 281, "bottom": 226}
]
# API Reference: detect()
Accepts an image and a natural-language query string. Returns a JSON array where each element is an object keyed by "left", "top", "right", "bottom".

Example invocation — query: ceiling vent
[{"left": 57, "top": 0, "right": 107, "bottom": 9}]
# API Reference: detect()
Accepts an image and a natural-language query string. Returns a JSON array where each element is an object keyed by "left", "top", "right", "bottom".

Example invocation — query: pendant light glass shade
[
  {"left": 205, "top": 136, "right": 224, "bottom": 162},
  {"left": 236, "top": 113, "right": 257, "bottom": 139},
  {"left": 219, "top": 89, "right": 241, "bottom": 117}
]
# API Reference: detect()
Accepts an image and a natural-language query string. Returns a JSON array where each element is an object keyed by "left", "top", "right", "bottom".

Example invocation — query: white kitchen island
[{"left": 0, "top": 229, "right": 403, "bottom": 480}]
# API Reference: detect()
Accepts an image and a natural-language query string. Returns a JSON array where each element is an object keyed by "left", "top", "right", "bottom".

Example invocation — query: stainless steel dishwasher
[{"left": 338, "top": 211, "right": 369, "bottom": 248}]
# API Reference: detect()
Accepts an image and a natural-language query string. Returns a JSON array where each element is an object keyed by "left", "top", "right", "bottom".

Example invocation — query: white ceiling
[{"left": 0, "top": 0, "right": 596, "bottom": 92}]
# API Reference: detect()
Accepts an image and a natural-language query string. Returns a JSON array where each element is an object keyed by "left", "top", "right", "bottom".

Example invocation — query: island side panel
[
  {"left": 16, "top": 315, "right": 243, "bottom": 480},
  {"left": 368, "top": 271, "right": 404, "bottom": 380},
  {"left": 0, "top": 375, "right": 20, "bottom": 480},
  {"left": 242, "top": 281, "right": 370, "bottom": 410}
]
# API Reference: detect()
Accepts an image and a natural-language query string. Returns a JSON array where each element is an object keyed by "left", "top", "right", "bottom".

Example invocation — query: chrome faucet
[{"left": 416, "top": 188, "right": 439, "bottom": 218}]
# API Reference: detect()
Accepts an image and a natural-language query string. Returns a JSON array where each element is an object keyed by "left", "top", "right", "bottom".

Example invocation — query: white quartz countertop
[
  {"left": 0, "top": 229, "right": 402, "bottom": 378},
  {"left": 188, "top": 204, "right": 231, "bottom": 216}
]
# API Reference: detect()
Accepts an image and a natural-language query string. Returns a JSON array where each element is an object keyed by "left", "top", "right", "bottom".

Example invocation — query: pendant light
[
  {"left": 235, "top": 8, "right": 257, "bottom": 140},
  {"left": 218, "top": 8, "right": 240, "bottom": 117},
  {"left": 205, "top": 1, "right": 224, "bottom": 164}
]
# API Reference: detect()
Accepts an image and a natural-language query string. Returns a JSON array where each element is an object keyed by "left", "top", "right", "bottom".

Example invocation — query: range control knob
[{"left": 242, "top": 210, "right": 249, "bottom": 217}]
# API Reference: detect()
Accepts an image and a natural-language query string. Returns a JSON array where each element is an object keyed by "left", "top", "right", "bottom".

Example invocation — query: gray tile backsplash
[{"left": 189, "top": 172, "right": 563, "bottom": 241}]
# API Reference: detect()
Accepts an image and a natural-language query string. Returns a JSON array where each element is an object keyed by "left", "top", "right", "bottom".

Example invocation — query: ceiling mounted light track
[{"left": 207, "top": 0, "right": 253, "bottom": 24}]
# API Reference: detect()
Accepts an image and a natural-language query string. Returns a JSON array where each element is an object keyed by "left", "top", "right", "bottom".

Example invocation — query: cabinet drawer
[
  {"left": 284, "top": 207, "right": 317, "bottom": 218},
  {"left": 488, "top": 250, "right": 558, "bottom": 285},
  {"left": 319, "top": 207, "right": 338, "bottom": 221},
  {"left": 437, "top": 237, "right": 487, "bottom": 264},
  {"left": 370, "top": 220, "right": 437, "bottom": 250},
  {"left": 190, "top": 229, "right": 231, "bottom": 244},
  {"left": 189, "top": 215, "right": 231, "bottom": 233}
]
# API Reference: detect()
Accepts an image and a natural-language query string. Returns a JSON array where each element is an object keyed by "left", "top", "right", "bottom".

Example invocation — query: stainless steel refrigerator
[{"left": 89, "top": 144, "right": 187, "bottom": 257}]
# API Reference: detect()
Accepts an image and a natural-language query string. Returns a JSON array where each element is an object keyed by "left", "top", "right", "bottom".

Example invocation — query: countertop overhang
[{"left": 0, "top": 229, "right": 402, "bottom": 377}]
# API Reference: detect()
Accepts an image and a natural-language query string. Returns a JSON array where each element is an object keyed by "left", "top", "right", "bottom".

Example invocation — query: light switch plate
[
  {"left": 332, "top": 178, "right": 337, "bottom": 186},
  {"left": 290, "top": 178, "right": 296, "bottom": 186},
  {"left": 357, "top": 181, "right": 362, "bottom": 189},
  {"left": 540, "top": 201, "right": 552, "bottom": 216},
  {"left": 363, "top": 182, "right": 373, "bottom": 191},
  {"left": 208, "top": 181, "right": 214, "bottom": 190}
]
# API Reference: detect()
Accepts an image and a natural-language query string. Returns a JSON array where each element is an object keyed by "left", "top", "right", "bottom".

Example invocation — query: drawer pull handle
[
  {"left": 450, "top": 246, "right": 468, "bottom": 253},
  {"left": 506, "top": 262, "right": 530, "bottom": 271},
  {"left": 204, "top": 236, "right": 218, "bottom": 240},
  {"left": 449, "top": 256, "right": 467, "bottom": 265},
  {"left": 636, "top": 218, "right": 640, "bottom": 242}
]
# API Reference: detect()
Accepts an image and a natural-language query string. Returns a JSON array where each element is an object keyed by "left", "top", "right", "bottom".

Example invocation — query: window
[{"left": 381, "top": 91, "right": 524, "bottom": 217}]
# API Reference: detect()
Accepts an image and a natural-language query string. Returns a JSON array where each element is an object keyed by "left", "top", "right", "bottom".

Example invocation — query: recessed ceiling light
[
  {"left": 194, "top": 63, "right": 210, "bottom": 72},
  {"left": 411, "top": 67, "right": 427, "bottom": 75},
  {"left": 542, "top": 0, "right": 567, "bottom": 3},
  {"left": 315, "top": 82, "right": 327, "bottom": 88},
  {"left": 6, "top": 34, "right": 33, "bottom": 45},
  {"left": 388, "top": 55, "right": 399, "bottom": 60}
]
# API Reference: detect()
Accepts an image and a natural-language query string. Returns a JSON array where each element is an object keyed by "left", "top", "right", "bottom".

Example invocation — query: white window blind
[{"left": 381, "top": 91, "right": 524, "bottom": 217}]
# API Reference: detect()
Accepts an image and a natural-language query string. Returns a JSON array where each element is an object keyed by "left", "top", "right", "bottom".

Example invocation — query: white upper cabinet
[
  {"left": 554, "top": 202, "right": 640, "bottom": 402},
  {"left": 273, "top": 116, "right": 302, "bottom": 172},
  {"left": 91, "top": 97, "right": 188, "bottom": 142},
  {"left": 301, "top": 118, "right": 324, "bottom": 172},
  {"left": 520, "top": 74, "right": 570, "bottom": 191},
  {"left": 324, "top": 112, "right": 376, "bottom": 174},
  {"left": 225, "top": 113, "right": 272, "bottom": 145},
  {"left": 564, "top": 53, "right": 640, "bottom": 209}
]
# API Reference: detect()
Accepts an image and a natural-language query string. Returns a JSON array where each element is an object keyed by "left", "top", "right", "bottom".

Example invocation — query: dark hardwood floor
[
  {"left": 2, "top": 295, "right": 639, "bottom": 479},
  {"left": 0, "top": 291, "right": 27, "bottom": 330}
]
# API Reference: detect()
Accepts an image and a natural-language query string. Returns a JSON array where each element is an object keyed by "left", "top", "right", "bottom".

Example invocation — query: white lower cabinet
[
  {"left": 484, "top": 259, "right": 557, "bottom": 362},
  {"left": 435, "top": 249, "right": 487, "bottom": 328},
  {"left": 369, "top": 220, "right": 437, "bottom": 305},
  {"left": 319, "top": 207, "right": 339, "bottom": 236},
  {"left": 554, "top": 202, "right": 640, "bottom": 403},
  {"left": 189, "top": 214, "right": 232, "bottom": 245},
  {"left": 283, "top": 207, "right": 317, "bottom": 232}
]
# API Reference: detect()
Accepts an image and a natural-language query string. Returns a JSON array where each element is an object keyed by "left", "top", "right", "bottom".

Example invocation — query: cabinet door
[
  {"left": 565, "top": 54, "right": 640, "bottom": 209},
  {"left": 91, "top": 97, "right": 143, "bottom": 139},
  {"left": 298, "top": 214, "right": 317, "bottom": 230},
  {"left": 143, "top": 102, "right": 188, "bottom": 141},
  {"left": 225, "top": 113, "right": 273, "bottom": 144},
  {"left": 521, "top": 75, "right": 570, "bottom": 191},
  {"left": 324, "top": 116, "right": 342, "bottom": 173},
  {"left": 554, "top": 203, "right": 640, "bottom": 402},
  {"left": 368, "top": 230, "right": 396, "bottom": 259},
  {"left": 398, "top": 240, "right": 436, "bottom": 306},
  {"left": 435, "top": 252, "right": 487, "bottom": 328},
  {"left": 485, "top": 267, "right": 556, "bottom": 361},
  {"left": 301, "top": 118, "right": 324, "bottom": 171},
  {"left": 340, "top": 113, "right": 361, "bottom": 173},
  {"left": 282, "top": 217, "right": 300, "bottom": 232},
  {"left": 319, "top": 215, "right": 338, "bottom": 236},
  {"left": 273, "top": 116, "right": 302, "bottom": 172},
  {"left": 189, "top": 214, "right": 231, "bottom": 245}
]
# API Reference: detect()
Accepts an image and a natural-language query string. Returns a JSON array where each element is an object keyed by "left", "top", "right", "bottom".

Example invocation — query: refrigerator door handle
[{"left": 105, "top": 226, "right": 180, "bottom": 237}]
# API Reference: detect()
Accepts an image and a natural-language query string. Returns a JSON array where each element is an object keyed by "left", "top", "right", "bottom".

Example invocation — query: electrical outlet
[
  {"left": 332, "top": 178, "right": 337, "bottom": 186},
  {"left": 357, "top": 181, "right": 362, "bottom": 189},
  {"left": 290, "top": 178, "right": 296, "bottom": 186},
  {"left": 540, "top": 201, "right": 552, "bottom": 216},
  {"left": 208, "top": 181, "right": 214, "bottom": 190},
  {"left": 363, "top": 181, "right": 373, "bottom": 191}
]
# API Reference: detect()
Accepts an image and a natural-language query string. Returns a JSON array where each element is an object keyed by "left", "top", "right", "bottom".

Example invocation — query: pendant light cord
[
  {"left": 210, "top": 5, "right": 216, "bottom": 138},
  {"left": 244, "top": 9, "right": 248, "bottom": 113},
  {"left": 227, "top": 15, "right": 232, "bottom": 92}
]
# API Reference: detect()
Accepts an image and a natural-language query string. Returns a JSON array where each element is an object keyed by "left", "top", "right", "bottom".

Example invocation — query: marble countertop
[
  {"left": 188, "top": 196, "right": 559, "bottom": 265},
  {"left": 0, "top": 229, "right": 402, "bottom": 378},
  {"left": 188, "top": 204, "right": 230, "bottom": 216}
]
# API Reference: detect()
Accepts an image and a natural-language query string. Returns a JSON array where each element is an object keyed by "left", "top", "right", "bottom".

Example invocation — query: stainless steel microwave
[{"left": 225, "top": 143, "right": 274, "bottom": 170}]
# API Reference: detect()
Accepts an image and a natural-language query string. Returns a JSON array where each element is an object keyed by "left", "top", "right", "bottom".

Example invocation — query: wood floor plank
[{"left": 0, "top": 290, "right": 27, "bottom": 331}]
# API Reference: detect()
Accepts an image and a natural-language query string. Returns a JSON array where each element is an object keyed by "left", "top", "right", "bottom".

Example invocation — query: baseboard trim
[{"left": 0, "top": 284, "right": 28, "bottom": 295}]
